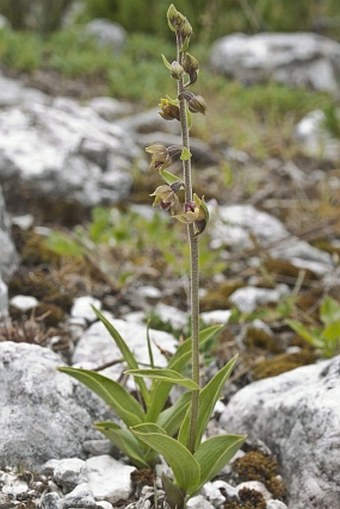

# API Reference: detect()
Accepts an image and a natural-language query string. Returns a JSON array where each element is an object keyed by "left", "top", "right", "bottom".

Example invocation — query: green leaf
[
  {"left": 125, "top": 368, "right": 199, "bottom": 390},
  {"left": 131, "top": 423, "right": 200, "bottom": 492},
  {"left": 286, "top": 319, "right": 322, "bottom": 347},
  {"left": 157, "top": 391, "right": 192, "bottom": 436},
  {"left": 193, "top": 434, "right": 246, "bottom": 494},
  {"left": 58, "top": 367, "right": 145, "bottom": 427},
  {"left": 180, "top": 147, "right": 192, "bottom": 161},
  {"left": 178, "top": 355, "right": 238, "bottom": 450},
  {"left": 162, "top": 474, "right": 186, "bottom": 509},
  {"left": 146, "top": 325, "right": 222, "bottom": 421},
  {"left": 159, "top": 168, "right": 182, "bottom": 186},
  {"left": 320, "top": 297, "right": 340, "bottom": 325},
  {"left": 92, "top": 307, "right": 150, "bottom": 407},
  {"left": 46, "top": 232, "right": 84, "bottom": 258},
  {"left": 169, "top": 325, "right": 223, "bottom": 372},
  {"left": 95, "top": 421, "right": 152, "bottom": 469}
]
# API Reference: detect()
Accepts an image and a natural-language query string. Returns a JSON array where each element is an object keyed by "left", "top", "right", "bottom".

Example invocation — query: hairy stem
[{"left": 177, "top": 33, "right": 200, "bottom": 453}]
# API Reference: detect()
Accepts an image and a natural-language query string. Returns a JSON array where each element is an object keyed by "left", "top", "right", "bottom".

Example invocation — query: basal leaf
[
  {"left": 193, "top": 434, "right": 246, "bottom": 493},
  {"left": 178, "top": 355, "right": 238, "bottom": 450},
  {"left": 146, "top": 325, "right": 222, "bottom": 422},
  {"left": 92, "top": 307, "right": 150, "bottom": 406},
  {"left": 58, "top": 367, "right": 145, "bottom": 427},
  {"left": 125, "top": 368, "right": 199, "bottom": 390},
  {"left": 131, "top": 423, "right": 200, "bottom": 492},
  {"left": 157, "top": 391, "right": 192, "bottom": 436},
  {"left": 95, "top": 421, "right": 152, "bottom": 469}
]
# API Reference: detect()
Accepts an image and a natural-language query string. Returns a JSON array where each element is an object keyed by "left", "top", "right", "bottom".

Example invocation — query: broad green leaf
[
  {"left": 95, "top": 421, "right": 152, "bottom": 469},
  {"left": 162, "top": 474, "right": 186, "bottom": 509},
  {"left": 157, "top": 392, "right": 192, "bottom": 436},
  {"left": 286, "top": 319, "right": 322, "bottom": 347},
  {"left": 180, "top": 147, "right": 192, "bottom": 161},
  {"left": 146, "top": 325, "right": 222, "bottom": 421},
  {"left": 125, "top": 368, "right": 199, "bottom": 390},
  {"left": 169, "top": 325, "right": 223, "bottom": 372},
  {"left": 92, "top": 307, "right": 150, "bottom": 406},
  {"left": 193, "top": 434, "right": 246, "bottom": 494},
  {"left": 178, "top": 355, "right": 238, "bottom": 450},
  {"left": 320, "top": 296, "right": 340, "bottom": 325},
  {"left": 58, "top": 367, "right": 145, "bottom": 427},
  {"left": 46, "top": 232, "right": 84, "bottom": 258},
  {"left": 131, "top": 423, "right": 200, "bottom": 492},
  {"left": 159, "top": 169, "right": 182, "bottom": 186},
  {"left": 323, "top": 322, "right": 340, "bottom": 342}
]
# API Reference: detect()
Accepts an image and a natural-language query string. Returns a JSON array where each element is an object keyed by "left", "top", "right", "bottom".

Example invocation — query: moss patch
[{"left": 252, "top": 351, "right": 317, "bottom": 380}]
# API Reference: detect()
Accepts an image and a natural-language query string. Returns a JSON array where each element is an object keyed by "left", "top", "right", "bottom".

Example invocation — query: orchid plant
[{"left": 59, "top": 5, "right": 245, "bottom": 508}]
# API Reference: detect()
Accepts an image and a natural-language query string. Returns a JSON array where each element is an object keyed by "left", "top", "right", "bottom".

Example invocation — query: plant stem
[{"left": 176, "top": 33, "right": 200, "bottom": 453}]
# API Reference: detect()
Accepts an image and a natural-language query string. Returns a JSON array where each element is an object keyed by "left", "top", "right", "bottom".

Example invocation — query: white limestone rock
[
  {"left": 229, "top": 285, "right": 289, "bottom": 313},
  {"left": 0, "top": 342, "right": 114, "bottom": 468},
  {"left": 84, "top": 19, "right": 127, "bottom": 52},
  {"left": 86, "top": 455, "right": 135, "bottom": 504},
  {"left": 71, "top": 296, "right": 102, "bottom": 322},
  {"left": 210, "top": 32, "right": 340, "bottom": 93},
  {"left": 10, "top": 295, "right": 39, "bottom": 312},
  {"left": 72, "top": 317, "right": 177, "bottom": 382},
  {"left": 220, "top": 356, "right": 340, "bottom": 509},
  {"left": 295, "top": 109, "right": 340, "bottom": 162}
]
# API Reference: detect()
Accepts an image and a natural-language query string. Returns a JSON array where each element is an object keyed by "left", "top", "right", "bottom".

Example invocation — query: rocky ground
[{"left": 0, "top": 30, "right": 340, "bottom": 509}]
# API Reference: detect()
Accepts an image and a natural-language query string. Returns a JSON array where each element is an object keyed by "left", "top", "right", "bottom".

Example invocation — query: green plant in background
[
  {"left": 59, "top": 5, "right": 245, "bottom": 508},
  {"left": 287, "top": 296, "right": 340, "bottom": 358},
  {"left": 46, "top": 206, "right": 227, "bottom": 283}
]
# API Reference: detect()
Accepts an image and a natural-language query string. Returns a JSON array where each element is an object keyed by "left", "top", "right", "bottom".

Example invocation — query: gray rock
[
  {"left": 229, "top": 285, "right": 289, "bottom": 313},
  {"left": 0, "top": 72, "right": 47, "bottom": 108},
  {"left": 209, "top": 204, "right": 333, "bottom": 276},
  {"left": 72, "top": 318, "right": 177, "bottom": 385},
  {"left": 86, "top": 455, "right": 135, "bottom": 503},
  {"left": 0, "top": 14, "right": 10, "bottom": 29},
  {"left": 87, "top": 97, "right": 134, "bottom": 121},
  {"left": 10, "top": 295, "right": 39, "bottom": 312},
  {"left": 210, "top": 32, "right": 340, "bottom": 93},
  {"left": 0, "top": 186, "right": 18, "bottom": 281},
  {"left": 201, "top": 309, "right": 232, "bottom": 325},
  {"left": 63, "top": 483, "right": 97, "bottom": 509},
  {"left": 71, "top": 296, "right": 102, "bottom": 322},
  {"left": 220, "top": 356, "right": 340, "bottom": 509},
  {"left": 40, "top": 492, "right": 63, "bottom": 509},
  {"left": 267, "top": 501, "right": 288, "bottom": 509},
  {"left": 0, "top": 342, "right": 113, "bottom": 468},
  {"left": 295, "top": 109, "right": 340, "bottom": 161},
  {"left": 0, "top": 276, "right": 8, "bottom": 319},
  {"left": 0, "top": 95, "right": 141, "bottom": 209},
  {"left": 50, "top": 458, "right": 87, "bottom": 492},
  {"left": 186, "top": 495, "right": 215, "bottom": 509},
  {"left": 84, "top": 19, "right": 127, "bottom": 52}
]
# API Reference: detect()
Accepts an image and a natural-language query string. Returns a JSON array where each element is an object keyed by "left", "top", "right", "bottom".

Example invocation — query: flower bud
[
  {"left": 170, "top": 61, "right": 185, "bottom": 80},
  {"left": 145, "top": 143, "right": 182, "bottom": 171},
  {"left": 167, "top": 4, "right": 192, "bottom": 39},
  {"left": 182, "top": 52, "right": 199, "bottom": 86},
  {"left": 179, "top": 91, "right": 206, "bottom": 115},
  {"left": 159, "top": 98, "right": 180, "bottom": 121}
]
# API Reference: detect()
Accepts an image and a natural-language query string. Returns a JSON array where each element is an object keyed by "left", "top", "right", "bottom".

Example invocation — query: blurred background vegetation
[
  {"left": 0, "top": 0, "right": 340, "bottom": 39},
  {"left": 0, "top": 0, "right": 339, "bottom": 155}
]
